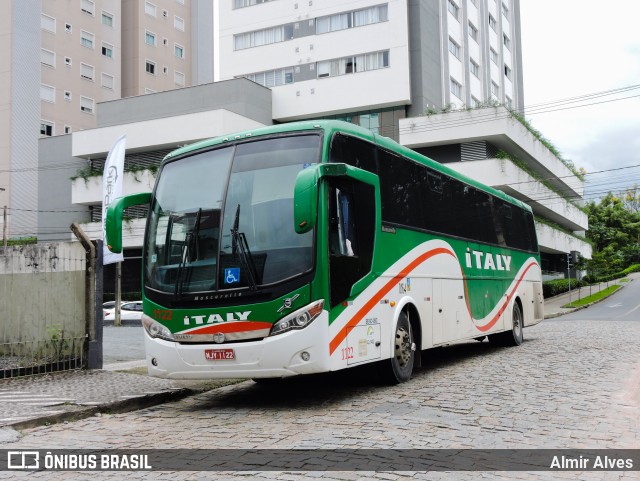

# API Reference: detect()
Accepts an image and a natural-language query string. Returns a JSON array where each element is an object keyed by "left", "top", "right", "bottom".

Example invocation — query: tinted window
[
  {"left": 379, "top": 149, "right": 426, "bottom": 228},
  {"left": 329, "top": 133, "right": 378, "bottom": 174}
]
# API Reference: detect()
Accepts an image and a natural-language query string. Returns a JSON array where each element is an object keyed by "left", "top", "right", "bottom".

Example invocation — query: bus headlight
[
  {"left": 270, "top": 300, "right": 324, "bottom": 336},
  {"left": 142, "top": 315, "right": 176, "bottom": 342}
]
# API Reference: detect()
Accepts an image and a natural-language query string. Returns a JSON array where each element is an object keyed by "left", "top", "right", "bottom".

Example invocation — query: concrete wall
[
  {"left": 96, "top": 78, "right": 272, "bottom": 128},
  {"left": 0, "top": 242, "right": 86, "bottom": 362}
]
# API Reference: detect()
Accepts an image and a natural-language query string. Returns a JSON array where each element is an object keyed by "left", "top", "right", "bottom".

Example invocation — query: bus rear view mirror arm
[
  {"left": 293, "top": 163, "right": 378, "bottom": 234},
  {"left": 106, "top": 192, "right": 152, "bottom": 253}
]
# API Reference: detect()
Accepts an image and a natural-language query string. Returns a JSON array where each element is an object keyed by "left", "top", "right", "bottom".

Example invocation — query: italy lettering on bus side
[
  {"left": 184, "top": 311, "right": 251, "bottom": 325},
  {"left": 465, "top": 249, "right": 512, "bottom": 271}
]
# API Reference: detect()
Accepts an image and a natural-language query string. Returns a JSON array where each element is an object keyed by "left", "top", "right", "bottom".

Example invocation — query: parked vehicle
[{"left": 103, "top": 301, "right": 143, "bottom": 322}]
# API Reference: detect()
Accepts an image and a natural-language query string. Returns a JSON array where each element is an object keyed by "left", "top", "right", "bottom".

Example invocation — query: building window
[
  {"left": 101, "top": 73, "right": 114, "bottom": 90},
  {"left": 80, "top": 63, "right": 95, "bottom": 81},
  {"left": 102, "top": 42, "right": 114, "bottom": 58},
  {"left": 64, "top": 126, "right": 72, "bottom": 134},
  {"left": 469, "top": 0, "right": 478, "bottom": 5},
  {"left": 145, "top": 31, "right": 156, "bottom": 46},
  {"left": 502, "top": 2, "right": 509, "bottom": 17},
  {"left": 450, "top": 77, "right": 462, "bottom": 99},
  {"left": 101, "top": 11, "right": 114, "bottom": 27},
  {"left": 40, "top": 84, "right": 55, "bottom": 103},
  {"left": 235, "top": 23, "right": 295, "bottom": 50},
  {"left": 145, "top": 1, "right": 157, "bottom": 17},
  {"left": 174, "top": 44, "right": 184, "bottom": 59},
  {"left": 447, "top": 0, "right": 459, "bottom": 20},
  {"left": 491, "top": 81, "right": 499, "bottom": 97},
  {"left": 317, "top": 50, "right": 389, "bottom": 79},
  {"left": 80, "top": 30, "right": 95, "bottom": 49},
  {"left": 64, "top": 57, "right": 72, "bottom": 66},
  {"left": 316, "top": 4, "right": 388, "bottom": 34},
  {"left": 65, "top": 23, "right": 72, "bottom": 33},
  {"left": 488, "top": 14, "right": 497, "bottom": 31},
  {"left": 81, "top": 0, "right": 95, "bottom": 16},
  {"left": 41, "top": 49, "right": 56, "bottom": 68},
  {"left": 234, "top": 0, "right": 274, "bottom": 8},
  {"left": 145, "top": 60, "right": 156, "bottom": 75},
  {"left": 40, "top": 121, "right": 54, "bottom": 137},
  {"left": 80, "top": 96, "right": 95, "bottom": 114},
  {"left": 448, "top": 37, "right": 461, "bottom": 60},
  {"left": 468, "top": 22, "right": 478, "bottom": 42},
  {"left": 505, "top": 95, "right": 512, "bottom": 107},
  {"left": 503, "top": 33, "right": 511, "bottom": 50},
  {"left": 41, "top": 14, "right": 56, "bottom": 33},
  {"left": 471, "top": 96, "right": 481, "bottom": 107},
  {"left": 245, "top": 66, "right": 295, "bottom": 87},
  {"left": 470, "top": 58, "right": 479, "bottom": 77},
  {"left": 490, "top": 48, "right": 498, "bottom": 64},
  {"left": 64, "top": 90, "right": 72, "bottom": 101},
  {"left": 174, "top": 70, "right": 185, "bottom": 86},
  {"left": 504, "top": 64, "right": 512, "bottom": 80},
  {"left": 174, "top": 16, "right": 185, "bottom": 31}
]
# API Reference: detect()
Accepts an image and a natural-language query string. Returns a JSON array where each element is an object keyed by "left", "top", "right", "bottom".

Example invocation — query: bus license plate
[{"left": 205, "top": 349, "right": 235, "bottom": 361}]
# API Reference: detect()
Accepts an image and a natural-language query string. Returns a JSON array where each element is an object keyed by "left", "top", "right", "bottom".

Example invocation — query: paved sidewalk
[{"left": 0, "top": 275, "right": 633, "bottom": 438}]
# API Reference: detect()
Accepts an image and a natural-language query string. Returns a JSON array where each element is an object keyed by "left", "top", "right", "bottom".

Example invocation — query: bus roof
[{"left": 163, "top": 119, "right": 532, "bottom": 213}]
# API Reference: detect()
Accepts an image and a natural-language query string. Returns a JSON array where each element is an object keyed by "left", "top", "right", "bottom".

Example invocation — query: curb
[
  {"left": 543, "top": 281, "right": 627, "bottom": 320},
  {"left": 8, "top": 387, "right": 198, "bottom": 431}
]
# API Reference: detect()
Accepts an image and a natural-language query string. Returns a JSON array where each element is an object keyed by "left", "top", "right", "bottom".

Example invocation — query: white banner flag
[{"left": 102, "top": 134, "right": 126, "bottom": 265}]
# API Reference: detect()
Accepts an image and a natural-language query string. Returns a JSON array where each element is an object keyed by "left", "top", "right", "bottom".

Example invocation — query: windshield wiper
[
  {"left": 230, "top": 204, "right": 259, "bottom": 291},
  {"left": 174, "top": 208, "right": 202, "bottom": 296}
]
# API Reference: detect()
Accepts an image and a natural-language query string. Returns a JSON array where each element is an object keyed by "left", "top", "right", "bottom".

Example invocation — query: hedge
[{"left": 543, "top": 278, "right": 587, "bottom": 298}]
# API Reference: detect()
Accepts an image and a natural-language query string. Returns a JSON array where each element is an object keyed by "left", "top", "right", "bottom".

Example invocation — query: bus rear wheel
[
  {"left": 381, "top": 311, "right": 415, "bottom": 384},
  {"left": 489, "top": 302, "right": 523, "bottom": 346}
]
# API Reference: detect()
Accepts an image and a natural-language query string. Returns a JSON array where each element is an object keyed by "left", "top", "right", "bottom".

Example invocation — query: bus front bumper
[{"left": 143, "top": 313, "right": 331, "bottom": 380}]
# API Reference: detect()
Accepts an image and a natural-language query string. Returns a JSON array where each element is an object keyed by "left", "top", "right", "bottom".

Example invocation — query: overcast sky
[{"left": 519, "top": 0, "right": 640, "bottom": 202}]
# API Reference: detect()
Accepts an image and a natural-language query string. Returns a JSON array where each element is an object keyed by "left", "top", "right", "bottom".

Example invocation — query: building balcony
[
  {"left": 71, "top": 170, "right": 156, "bottom": 206},
  {"left": 446, "top": 158, "right": 588, "bottom": 232},
  {"left": 535, "top": 221, "right": 592, "bottom": 259},
  {"left": 76, "top": 219, "right": 146, "bottom": 248},
  {"left": 399, "top": 107, "right": 584, "bottom": 199}
]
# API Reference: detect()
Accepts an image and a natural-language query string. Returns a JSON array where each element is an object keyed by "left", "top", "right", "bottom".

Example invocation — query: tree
[{"left": 585, "top": 193, "right": 640, "bottom": 276}]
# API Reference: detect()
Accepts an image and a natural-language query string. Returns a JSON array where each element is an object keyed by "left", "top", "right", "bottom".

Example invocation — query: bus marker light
[
  {"left": 299, "top": 220, "right": 307, "bottom": 228},
  {"left": 390, "top": 301, "right": 396, "bottom": 307},
  {"left": 301, "top": 351, "right": 310, "bottom": 361}
]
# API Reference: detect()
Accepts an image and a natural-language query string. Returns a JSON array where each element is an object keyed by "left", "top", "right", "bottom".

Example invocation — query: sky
[{"left": 519, "top": 0, "right": 640, "bottom": 202}]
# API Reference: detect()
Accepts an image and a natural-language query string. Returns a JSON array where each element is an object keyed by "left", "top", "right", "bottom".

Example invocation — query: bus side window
[{"left": 328, "top": 178, "right": 375, "bottom": 307}]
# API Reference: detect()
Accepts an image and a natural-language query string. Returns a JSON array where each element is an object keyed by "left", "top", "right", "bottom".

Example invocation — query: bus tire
[
  {"left": 382, "top": 311, "right": 415, "bottom": 384},
  {"left": 489, "top": 302, "right": 524, "bottom": 347}
]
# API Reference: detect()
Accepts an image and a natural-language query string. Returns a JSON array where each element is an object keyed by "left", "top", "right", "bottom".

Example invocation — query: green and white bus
[{"left": 107, "top": 120, "right": 543, "bottom": 383}]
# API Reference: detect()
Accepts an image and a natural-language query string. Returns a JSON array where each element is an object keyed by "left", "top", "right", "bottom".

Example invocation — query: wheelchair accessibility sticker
[{"left": 224, "top": 268, "right": 240, "bottom": 285}]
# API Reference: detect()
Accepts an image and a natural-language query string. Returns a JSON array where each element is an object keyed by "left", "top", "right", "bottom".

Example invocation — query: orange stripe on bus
[
  {"left": 328, "top": 250, "right": 539, "bottom": 354},
  {"left": 329, "top": 247, "right": 455, "bottom": 355}
]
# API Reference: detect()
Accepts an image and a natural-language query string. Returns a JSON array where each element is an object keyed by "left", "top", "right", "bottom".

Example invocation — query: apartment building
[
  {"left": 0, "top": 0, "right": 205, "bottom": 239},
  {"left": 121, "top": 0, "right": 192, "bottom": 97}
]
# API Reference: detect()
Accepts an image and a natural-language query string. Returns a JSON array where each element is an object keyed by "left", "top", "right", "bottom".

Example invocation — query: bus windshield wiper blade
[
  {"left": 174, "top": 208, "right": 202, "bottom": 296},
  {"left": 230, "top": 204, "right": 259, "bottom": 291}
]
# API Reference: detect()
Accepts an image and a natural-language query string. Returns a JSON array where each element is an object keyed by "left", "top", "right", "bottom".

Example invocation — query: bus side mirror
[
  {"left": 106, "top": 192, "right": 151, "bottom": 253},
  {"left": 294, "top": 164, "right": 348, "bottom": 234}
]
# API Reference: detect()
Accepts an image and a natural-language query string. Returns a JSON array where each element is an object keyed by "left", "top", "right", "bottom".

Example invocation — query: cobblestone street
[{"left": 1, "top": 316, "right": 639, "bottom": 480}]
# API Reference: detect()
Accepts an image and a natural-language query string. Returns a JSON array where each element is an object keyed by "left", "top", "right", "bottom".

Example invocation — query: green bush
[
  {"left": 582, "top": 263, "right": 640, "bottom": 284},
  {"left": 543, "top": 278, "right": 586, "bottom": 298}
]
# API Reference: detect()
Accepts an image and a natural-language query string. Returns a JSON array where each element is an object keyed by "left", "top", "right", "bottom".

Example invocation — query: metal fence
[{"left": 0, "top": 242, "right": 88, "bottom": 378}]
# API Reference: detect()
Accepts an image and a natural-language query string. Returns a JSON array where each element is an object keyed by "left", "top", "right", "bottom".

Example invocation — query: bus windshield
[{"left": 145, "top": 134, "right": 320, "bottom": 295}]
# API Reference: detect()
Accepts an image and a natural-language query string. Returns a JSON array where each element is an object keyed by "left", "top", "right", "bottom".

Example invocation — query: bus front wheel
[
  {"left": 381, "top": 311, "right": 415, "bottom": 384},
  {"left": 489, "top": 302, "right": 524, "bottom": 346}
]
